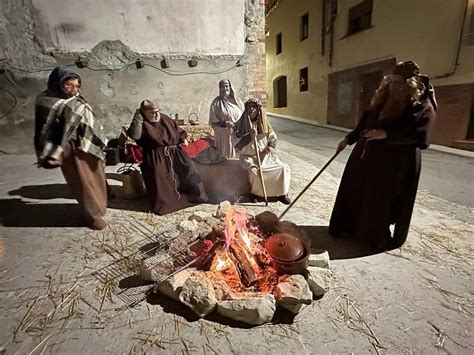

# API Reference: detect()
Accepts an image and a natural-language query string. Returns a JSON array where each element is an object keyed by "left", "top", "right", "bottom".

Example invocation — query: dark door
[
  {"left": 467, "top": 85, "right": 474, "bottom": 139},
  {"left": 275, "top": 76, "right": 287, "bottom": 108},
  {"left": 358, "top": 70, "right": 383, "bottom": 118}
]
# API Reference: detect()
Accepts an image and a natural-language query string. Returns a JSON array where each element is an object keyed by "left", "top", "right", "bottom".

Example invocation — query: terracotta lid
[{"left": 265, "top": 233, "right": 304, "bottom": 262}]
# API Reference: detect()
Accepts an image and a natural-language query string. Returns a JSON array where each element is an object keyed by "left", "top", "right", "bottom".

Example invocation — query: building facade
[{"left": 266, "top": 0, "right": 474, "bottom": 150}]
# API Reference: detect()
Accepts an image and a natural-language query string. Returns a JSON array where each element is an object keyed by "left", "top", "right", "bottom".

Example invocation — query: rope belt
[{"left": 164, "top": 146, "right": 181, "bottom": 200}]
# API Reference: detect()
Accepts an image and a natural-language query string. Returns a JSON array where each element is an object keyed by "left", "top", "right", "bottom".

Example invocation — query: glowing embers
[{"left": 204, "top": 206, "right": 279, "bottom": 293}]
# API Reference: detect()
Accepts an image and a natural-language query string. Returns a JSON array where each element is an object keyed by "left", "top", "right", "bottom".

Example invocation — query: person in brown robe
[
  {"left": 127, "top": 100, "right": 208, "bottom": 215},
  {"left": 35, "top": 67, "right": 108, "bottom": 230},
  {"left": 329, "top": 61, "right": 437, "bottom": 250}
]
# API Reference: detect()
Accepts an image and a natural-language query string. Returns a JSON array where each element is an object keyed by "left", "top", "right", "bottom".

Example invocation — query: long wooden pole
[
  {"left": 248, "top": 116, "right": 268, "bottom": 206},
  {"left": 279, "top": 150, "right": 341, "bottom": 220}
]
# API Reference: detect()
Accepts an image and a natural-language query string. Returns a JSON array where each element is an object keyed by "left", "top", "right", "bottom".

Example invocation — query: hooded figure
[
  {"left": 329, "top": 61, "right": 437, "bottom": 250},
  {"left": 368, "top": 60, "right": 436, "bottom": 124},
  {"left": 235, "top": 99, "right": 291, "bottom": 204},
  {"left": 208, "top": 79, "right": 243, "bottom": 159},
  {"left": 46, "top": 66, "right": 81, "bottom": 97},
  {"left": 34, "top": 66, "right": 108, "bottom": 230}
]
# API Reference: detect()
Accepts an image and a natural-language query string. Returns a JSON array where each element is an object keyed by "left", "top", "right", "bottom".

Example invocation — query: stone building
[
  {"left": 266, "top": 0, "right": 474, "bottom": 150},
  {"left": 0, "top": 0, "right": 266, "bottom": 153}
]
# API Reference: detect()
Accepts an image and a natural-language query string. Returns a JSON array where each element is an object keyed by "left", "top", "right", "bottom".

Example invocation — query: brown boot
[{"left": 88, "top": 217, "right": 107, "bottom": 230}]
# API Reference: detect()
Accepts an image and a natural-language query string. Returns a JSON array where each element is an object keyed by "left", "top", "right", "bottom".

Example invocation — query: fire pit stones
[{"left": 141, "top": 207, "right": 333, "bottom": 325}]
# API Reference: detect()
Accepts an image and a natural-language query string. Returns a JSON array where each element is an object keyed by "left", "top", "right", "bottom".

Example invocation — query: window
[
  {"left": 276, "top": 33, "right": 282, "bottom": 54},
  {"left": 468, "top": 5, "right": 474, "bottom": 45},
  {"left": 300, "top": 13, "right": 309, "bottom": 41},
  {"left": 347, "top": 0, "right": 373, "bottom": 36},
  {"left": 299, "top": 67, "right": 308, "bottom": 92},
  {"left": 273, "top": 76, "right": 287, "bottom": 108}
]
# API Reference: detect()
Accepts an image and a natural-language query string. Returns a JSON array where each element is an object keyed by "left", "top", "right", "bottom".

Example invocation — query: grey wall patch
[{"left": 100, "top": 81, "right": 115, "bottom": 98}]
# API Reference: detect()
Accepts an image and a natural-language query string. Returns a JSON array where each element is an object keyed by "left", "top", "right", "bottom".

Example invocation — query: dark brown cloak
[
  {"left": 329, "top": 95, "right": 436, "bottom": 249},
  {"left": 137, "top": 114, "right": 207, "bottom": 215}
]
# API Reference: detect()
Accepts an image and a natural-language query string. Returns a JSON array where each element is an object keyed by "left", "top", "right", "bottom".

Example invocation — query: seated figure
[
  {"left": 234, "top": 99, "right": 291, "bottom": 205},
  {"left": 127, "top": 100, "right": 208, "bottom": 215}
]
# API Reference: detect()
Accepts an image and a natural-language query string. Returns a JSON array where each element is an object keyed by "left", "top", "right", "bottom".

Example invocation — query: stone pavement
[{"left": 0, "top": 124, "right": 472, "bottom": 354}]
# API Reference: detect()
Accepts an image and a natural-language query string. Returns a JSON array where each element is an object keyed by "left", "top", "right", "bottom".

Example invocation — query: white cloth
[
  {"left": 209, "top": 96, "right": 242, "bottom": 159},
  {"left": 239, "top": 131, "right": 290, "bottom": 197}
]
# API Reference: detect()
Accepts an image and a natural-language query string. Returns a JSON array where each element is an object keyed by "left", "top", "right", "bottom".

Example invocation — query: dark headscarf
[
  {"left": 235, "top": 99, "right": 272, "bottom": 150},
  {"left": 47, "top": 66, "right": 81, "bottom": 98}
]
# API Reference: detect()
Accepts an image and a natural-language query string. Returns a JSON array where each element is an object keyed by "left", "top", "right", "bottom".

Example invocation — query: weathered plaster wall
[
  {"left": 32, "top": 0, "right": 245, "bottom": 55},
  {"left": 0, "top": 0, "right": 265, "bottom": 154}
]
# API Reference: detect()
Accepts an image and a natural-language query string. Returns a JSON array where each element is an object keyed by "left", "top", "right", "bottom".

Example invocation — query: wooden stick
[
  {"left": 279, "top": 150, "right": 341, "bottom": 220},
  {"left": 248, "top": 116, "right": 268, "bottom": 206}
]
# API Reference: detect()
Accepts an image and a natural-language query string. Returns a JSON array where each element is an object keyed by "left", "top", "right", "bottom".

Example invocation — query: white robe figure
[
  {"left": 208, "top": 79, "right": 243, "bottom": 160},
  {"left": 235, "top": 98, "right": 291, "bottom": 204},
  {"left": 239, "top": 130, "right": 291, "bottom": 198}
]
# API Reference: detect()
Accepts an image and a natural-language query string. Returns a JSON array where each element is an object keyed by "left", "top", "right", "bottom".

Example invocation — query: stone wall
[{"left": 0, "top": 0, "right": 266, "bottom": 154}]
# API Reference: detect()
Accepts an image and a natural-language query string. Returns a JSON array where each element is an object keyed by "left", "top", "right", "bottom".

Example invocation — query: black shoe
[{"left": 278, "top": 195, "right": 291, "bottom": 205}]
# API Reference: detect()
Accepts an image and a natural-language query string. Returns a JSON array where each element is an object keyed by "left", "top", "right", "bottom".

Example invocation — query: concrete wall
[
  {"left": 32, "top": 0, "right": 245, "bottom": 55},
  {"left": 265, "top": 0, "right": 328, "bottom": 123},
  {"left": 332, "top": 0, "right": 468, "bottom": 80},
  {"left": 0, "top": 0, "right": 265, "bottom": 154}
]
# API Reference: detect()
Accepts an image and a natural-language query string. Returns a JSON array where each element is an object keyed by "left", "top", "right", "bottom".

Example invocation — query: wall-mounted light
[
  {"left": 236, "top": 60, "right": 243, "bottom": 67},
  {"left": 265, "top": 27, "right": 270, "bottom": 37},
  {"left": 188, "top": 57, "right": 198, "bottom": 68},
  {"left": 75, "top": 56, "right": 88, "bottom": 68},
  {"left": 160, "top": 57, "right": 169, "bottom": 69},
  {"left": 136, "top": 58, "right": 144, "bottom": 69}
]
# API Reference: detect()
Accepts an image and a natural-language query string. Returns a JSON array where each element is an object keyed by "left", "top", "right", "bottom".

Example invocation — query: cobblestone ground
[{"left": 0, "top": 138, "right": 472, "bottom": 354}]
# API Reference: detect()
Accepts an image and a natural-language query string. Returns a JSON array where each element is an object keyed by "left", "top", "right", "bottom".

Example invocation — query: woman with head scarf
[
  {"left": 35, "top": 66, "right": 108, "bottom": 230},
  {"left": 208, "top": 79, "right": 243, "bottom": 160},
  {"left": 235, "top": 99, "right": 291, "bottom": 204},
  {"left": 330, "top": 61, "right": 437, "bottom": 250},
  {"left": 127, "top": 100, "right": 208, "bottom": 215}
]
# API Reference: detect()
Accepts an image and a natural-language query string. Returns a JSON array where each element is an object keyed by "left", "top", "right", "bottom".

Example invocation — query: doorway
[
  {"left": 358, "top": 70, "right": 383, "bottom": 118},
  {"left": 274, "top": 76, "right": 287, "bottom": 108}
]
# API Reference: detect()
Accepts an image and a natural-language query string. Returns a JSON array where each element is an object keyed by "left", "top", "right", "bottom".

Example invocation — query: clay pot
[
  {"left": 265, "top": 233, "right": 309, "bottom": 274},
  {"left": 265, "top": 233, "right": 304, "bottom": 261}
]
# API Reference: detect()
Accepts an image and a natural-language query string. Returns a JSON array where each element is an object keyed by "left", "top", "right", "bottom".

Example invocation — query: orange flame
[
  {"left": 214, "top": 254, "right": 230, "bottom": 272},
  {"left": 207, "top": 205, "right": 278, "bottom": 294},
  {"left": 223, "top": 206, "right": 235, "bottom": 248}
]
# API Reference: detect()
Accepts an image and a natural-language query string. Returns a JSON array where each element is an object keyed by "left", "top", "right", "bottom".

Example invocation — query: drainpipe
[
  {"left": 321, "top": 0, "right": 326, "bottom": 56},
  {"left": 328, "top": 1, "right": 337, "bottom": 66},
  {"left": 432, "top": 0, "right": 468, "bottom": 79}
]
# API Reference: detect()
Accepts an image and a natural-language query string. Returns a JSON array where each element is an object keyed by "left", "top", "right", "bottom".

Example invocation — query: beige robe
[
  {"left": 209, "top": 97, "right": 242, "bottom": 159},
  {"left": 239, "top": 131, "right": 290, "bottom": 197}
]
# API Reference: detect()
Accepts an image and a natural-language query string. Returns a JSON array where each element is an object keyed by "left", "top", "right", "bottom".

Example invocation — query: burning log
[
  {"left": 199, "top": 239, "right": 226, "bottom": 271},
  {"left": 228, "top": 240, "right": 257, "bottom": 287}
]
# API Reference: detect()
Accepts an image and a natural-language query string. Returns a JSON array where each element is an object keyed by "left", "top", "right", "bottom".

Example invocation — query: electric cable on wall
[
  {"left": 0, "top": 87, "right": 18, "bottom": 120},
  {"left": 3, "top": 57, "right": 243, "bottom": 76},
  {"left": 0, "top": 56, "right": 244, "bottom": 119}
]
